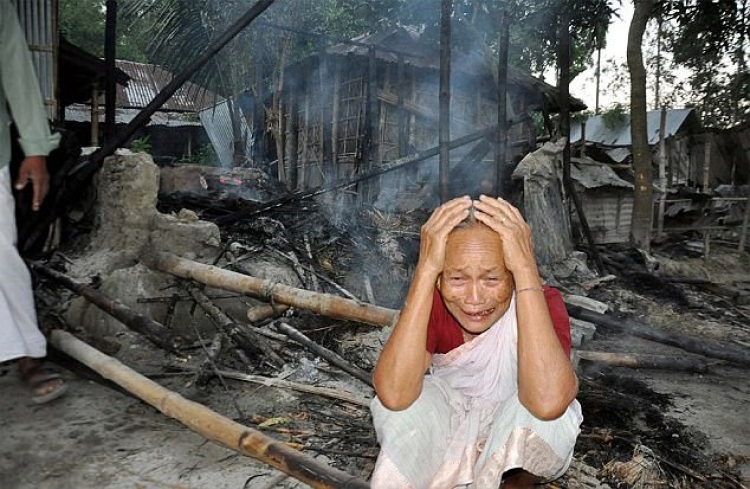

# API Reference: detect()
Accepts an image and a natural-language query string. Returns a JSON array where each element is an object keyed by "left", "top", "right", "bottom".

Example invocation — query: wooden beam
[
  {"left": 566, "top": 304, "right": 750, "bottom": 367},
  {"left": 142, "top": 252, "right": 399, "bottom": 327},
  {"left": 49, "top": 330, "right": 369, "bottom": 489},
  {"left": 34, "top": 264, "right": 180, "bottom": 352},
  {"left": 439, "top": 0, "right": 452, "bottom": 203}
]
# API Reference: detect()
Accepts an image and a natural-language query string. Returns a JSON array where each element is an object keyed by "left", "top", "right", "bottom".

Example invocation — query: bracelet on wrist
[{"left": 516, "top": 286, "right": 543, "bottom": 295}]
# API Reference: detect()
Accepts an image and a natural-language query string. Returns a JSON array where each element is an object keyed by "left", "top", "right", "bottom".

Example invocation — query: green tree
[
  {"left": 661, "top": 0, "right": 750, "bottom": 128},
  {"left": 59, "top": 0, "right": 149, "bottom": 61}
]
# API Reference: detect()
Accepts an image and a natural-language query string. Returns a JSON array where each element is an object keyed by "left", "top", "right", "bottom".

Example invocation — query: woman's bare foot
[{"left": 18, "top": 357, "right": 68, "bottom": 404}]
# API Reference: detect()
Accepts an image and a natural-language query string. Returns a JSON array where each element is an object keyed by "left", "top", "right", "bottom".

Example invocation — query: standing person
[
  {"left": 1, "top": 0, "right": 66, "bottom": 403},
  {"left": 371, "top": 195, "right": 582, "bottom": 488}
]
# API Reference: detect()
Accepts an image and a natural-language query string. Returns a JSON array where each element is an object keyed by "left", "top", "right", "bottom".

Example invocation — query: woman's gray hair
[{"left": 452, "top": 206, "right": 491, "bottom": 232}]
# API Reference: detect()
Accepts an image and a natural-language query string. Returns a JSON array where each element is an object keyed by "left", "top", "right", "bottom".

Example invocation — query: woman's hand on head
[
  {"left": 472, "top": 195, "right": 537, "bottom": 275},
  {"left": 419, "top": 196, "right": 472, "bottom": 276}
]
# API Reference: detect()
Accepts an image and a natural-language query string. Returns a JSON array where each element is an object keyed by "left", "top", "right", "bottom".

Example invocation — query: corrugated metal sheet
[
  {"left": 65, "top": 103, "right": 202, "bottom": 127},
  {"left": 115, "top": 60, "right": 219, "bottom": 111},
  {"left": 570, "top": 108, "right": 698, "bottom": 148},
  {"left": 14, "top": 0, "right": 57, "bottom": 119},
  {"left": 579, "top": 191, "right": 634, "bottom": 244},
  {"left": 199, "top": 100, "right": 253, "bottom": 168}
]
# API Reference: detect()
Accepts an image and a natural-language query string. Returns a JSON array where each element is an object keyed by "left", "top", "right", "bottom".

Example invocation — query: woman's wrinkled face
[{"left": 438, "top": 225, "right": 513, "bottom": 337}]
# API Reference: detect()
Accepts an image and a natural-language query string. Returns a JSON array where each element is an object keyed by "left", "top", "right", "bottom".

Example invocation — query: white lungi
[{"left": 0, "top": 166, "right": 46, "bottom": 362}]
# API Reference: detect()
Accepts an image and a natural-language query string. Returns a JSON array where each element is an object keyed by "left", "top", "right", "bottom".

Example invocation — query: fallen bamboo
[
  {"left": 34, "top": 264, "right": 180, "bottom": 352},
  {"left": 187, "top": 284, "right": 285, "bottom": 368},
  {"left": 49, "top": 330, "right": 369, "bottom": 489},
  {"left": 179, "top": 367, "right": 372, "bottom": 407},
  {"left": 247, "top": 303, "right": 289, "bottom": 323},
  {"left": 275, "top": 322, "right": 373, "bottom": 386},
  {"left": 566, "top": 304, "right": 750, "bottom": 368},
  {"left": 576, "top": 350, "right": 711, "bottom": 373},
  {"left": 143, "top": 251, "right": 399, "bottom": 327}
]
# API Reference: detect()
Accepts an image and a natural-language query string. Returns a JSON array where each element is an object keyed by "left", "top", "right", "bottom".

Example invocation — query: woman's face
[{"left": 438, "top": 225, "right": 514, "bottom": 336}]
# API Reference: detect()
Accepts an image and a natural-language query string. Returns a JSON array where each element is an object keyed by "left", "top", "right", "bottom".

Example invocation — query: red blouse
[{"left": 426, "top": 286, "right": 572, "bottom": 356}]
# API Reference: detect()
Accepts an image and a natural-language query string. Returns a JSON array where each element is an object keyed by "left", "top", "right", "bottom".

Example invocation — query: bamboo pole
[
  {"left": 187, "top": 284, "right": 285, "bottom": 368},
  {"left": 34, "top": 264, "right": 180, "bottom": 352},
  {"left": 274, "top": 322, "right": 372, "bottom": 386},
  {"left": 143, "top": 251, "right": 399, "bottom": 327},
  {"left": 48, "top": 330, "right": 369, "bottom": 489},
  {"left": 438, "top": 0, "right": 452, "bottom": 203},
  {"left": 576, "top": 350, "right": 710, "bottom": 373},
  {"left": 566, "top": 304, "right": 750, "bottom": 367},
  {"left": 188, "top": 367, "right": 371, "bottom": 407}
]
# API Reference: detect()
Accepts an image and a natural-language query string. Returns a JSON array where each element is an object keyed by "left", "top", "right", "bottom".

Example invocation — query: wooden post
[
  {"left": 703, "top": 135, "right": 711, "bottom": 192},
  {"left": 90, "top": 80, "right": 100, "bottom": 146},
  {"left": 495, "top": 10, "right": 509, "bottom": 197},
  {"left": 104, "top": 0, "right": 117, "bottom": 143},
  {"left": 288, "top": 86, "right": 300, "bottom": 191},
  {"left": 142, "top": 251, "right": 399, "bottom": 327},
  {"left": 580, "top": 121, "right": 586, "bottom": 158},
  {"left": 49, "top": 330, "right": 370, "bottom": 489},
  {"left": 559, "top": 10, "right": 606, "bottom": 276},
  {"left": 657, "top": 107, "right": 667, "bottom": 238},
  {"left": 397, "top": 53, "right": 408, "bottom": 157},
  {"left": 439, "top": 0, "right": 452, "bottom": 203},
  {"left": 331, "top": 59, "right": 341, "bottom": 181},
  {"left": 319, "top": 38, "right": 333, "bottom": 182},
  {"left": 740, "top": 176, "right": 750, "bottom": 251}
]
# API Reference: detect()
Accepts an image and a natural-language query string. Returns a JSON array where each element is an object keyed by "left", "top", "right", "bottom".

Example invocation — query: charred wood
[
  {"left": 34, "top": 264, "right": 180, "bottom": 352},
  {"left": 576, "top": 350, "right": 711, "bottom": 373},
  {"left": 195, "top": 332, "right": 225, "bottom": 387},
  {"left": 187, "top": 284, "right": 285, "bottom": 369},
  {"left": 274, "top": 321, "right": 372, "bottom": 386},
  {"left": 566, "top": 304, "right": 750, "bottom": 367}
]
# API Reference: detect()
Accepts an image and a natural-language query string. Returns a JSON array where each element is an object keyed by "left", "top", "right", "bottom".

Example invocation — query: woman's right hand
[{"left": 418, "top": 196, "right": 472, "bottom": 277}]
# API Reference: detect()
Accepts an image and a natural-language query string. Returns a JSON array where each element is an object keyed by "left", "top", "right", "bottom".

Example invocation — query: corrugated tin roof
[
  {"left": 570, "top": 108, "right": 700, "bottom": 148},
  {"left": 65, "top": 103, "right": 202, "bottom": 127},
  {"left": 114, "top": 60, "right": 221, "bottom": 111},
  {"left": 323, "top": 27, "right": 586, "bottom": 112}
]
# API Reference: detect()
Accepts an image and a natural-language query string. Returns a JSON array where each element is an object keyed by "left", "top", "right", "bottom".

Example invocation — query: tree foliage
[
  {"left": 59, "top": 0, "right": 149, "bottom": 61},
  {"left": 659, "top": 0, "right": 750, "bottom": 128}
]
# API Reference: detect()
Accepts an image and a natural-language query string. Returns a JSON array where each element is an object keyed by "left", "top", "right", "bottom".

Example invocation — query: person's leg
[
  {"left": 473, "top": 395, "right": 583, "bottom": 488},
  {"left": 0, "top": 166, "right": 65, "bottom": 403},
  {"left": 370, "top": 380, "right": 454, "bottom": 488}
]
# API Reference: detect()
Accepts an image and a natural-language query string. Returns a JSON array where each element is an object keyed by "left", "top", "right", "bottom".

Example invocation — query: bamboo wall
[{"left": 282, "top": 56, "right": 530, "bottom": 201}]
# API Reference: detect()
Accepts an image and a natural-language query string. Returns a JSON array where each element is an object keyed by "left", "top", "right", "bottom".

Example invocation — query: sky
[{"left": 566, "top": 3, "right": 635, "bottom": 112}]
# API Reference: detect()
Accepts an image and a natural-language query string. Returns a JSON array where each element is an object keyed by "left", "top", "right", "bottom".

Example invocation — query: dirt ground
[{"left": 2, "top": 235, "right": 750, "bottom": 488}]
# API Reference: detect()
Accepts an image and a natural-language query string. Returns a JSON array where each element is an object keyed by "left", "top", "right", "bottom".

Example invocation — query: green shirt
[{"left": 0, "top": 0, "right": 60, "bottom": 168}]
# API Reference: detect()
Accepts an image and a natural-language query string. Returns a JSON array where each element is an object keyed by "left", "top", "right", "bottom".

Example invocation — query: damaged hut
[{"left": 205, "top": 26, "right": 586, "bottom": 209}]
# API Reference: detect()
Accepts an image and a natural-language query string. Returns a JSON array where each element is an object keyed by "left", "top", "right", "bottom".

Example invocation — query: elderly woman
[{"left": 371, "top": 195, "right": 582, "bottom": 488}]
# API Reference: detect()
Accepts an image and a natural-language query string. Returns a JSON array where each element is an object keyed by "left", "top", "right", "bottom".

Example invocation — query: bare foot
[{"left": 18, "top": 357, "right": 68, "bottom": 404}]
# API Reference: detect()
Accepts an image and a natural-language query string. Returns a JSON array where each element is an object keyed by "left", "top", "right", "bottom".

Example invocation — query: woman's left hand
[{"left": 472, "top": 195, "right": 537, "bottom": 275}]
